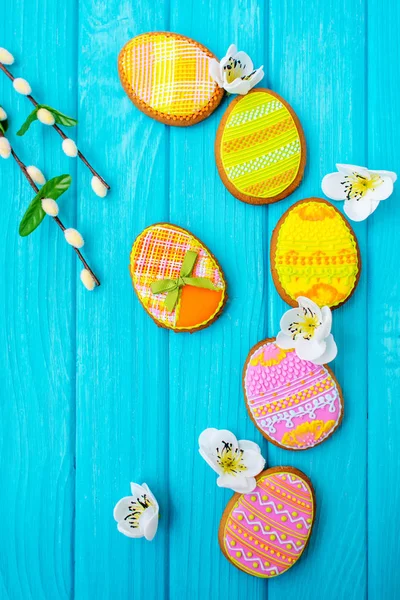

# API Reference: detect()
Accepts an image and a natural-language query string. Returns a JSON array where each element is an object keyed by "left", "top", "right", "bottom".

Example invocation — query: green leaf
[
  {"left": 19, "top": 174, "right": 72, "bottom": 237},
  {"left": 0, "top": 121, "right": 7, "bottom": 135},
  {"left": 17, "top": 106, "right": 39, "bottom": 136},
  {"left": 41, "top": 104, "right": 78, "bottom": 127}
]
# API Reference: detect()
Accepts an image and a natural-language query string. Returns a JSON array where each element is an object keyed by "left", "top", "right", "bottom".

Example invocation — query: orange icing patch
[
  {"left": 176, "top": 286, "right": 224, "bottom": 328},
  {"left": 297, "top": 204, "right": 335, "bottom": 221}
]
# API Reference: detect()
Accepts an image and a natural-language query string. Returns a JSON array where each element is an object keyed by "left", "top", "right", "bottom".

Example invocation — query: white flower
[
  {"left": 13, "top": 77, "right": 32, "bottom": 96},
  {"left": 80, "top": 268, "right": 96, "bottom": 291},
  {"left": 276, "top": 296, "right": 337, "bottom": 365},
  {"left": 198, "top": 428, "right": 265, "bottom": 493},
  {"left": 64, "top": 228, "right": 84, "bottom": 248},
  {"left": 37, "top": 107, "right": 55, "bottom": 126},
  {"left": 91, "top": 175, "right": 108, "bottom": 197},
  {"left": 0, "top": 137, "right": 11, "bottom": 159},
  {"left": 0, "top": 107, "right": 7, "bottom": 121},
  {"left": 41, "top": 198, "right": 59, "bottom": 216},
  {"left": 62, "top": 138, "right": 78, "bottom": 157},
  {"left": 0, "top": 48, "right": 14, "bottom": 65},
  {"left": 209, "top": 44, "right": 264, "bottom": 95},
  {"left": 322, "top": 163, "right": 397, "bottom": 222},
  {"left": 113, "top": 482, "right": 159, "bottom": 540},
  {"left": 26, "top": 165, "right": 46, "bottom": 186}
]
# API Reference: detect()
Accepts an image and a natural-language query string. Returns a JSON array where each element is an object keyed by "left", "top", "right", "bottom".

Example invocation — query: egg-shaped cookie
[
  {"left": 271, "top": 198, "right": 361, "bottom": 309},
  {"left": 215, "top": 89, "right": 305, "bottom": 204},
  {"left": 130, "top": 223, "right": 227, "bottom": 332},
  {"left": 219, "top": 467, "right": 315, "bottom": 578},
  {"left": 118, "top": 32, "right": 224, "bottom": 126},
  {"left": 243, "top": 338, "right": 343, "bottom": 450}
]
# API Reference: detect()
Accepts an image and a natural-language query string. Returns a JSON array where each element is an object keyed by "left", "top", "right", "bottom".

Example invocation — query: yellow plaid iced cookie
[
  {"left": 130, "top": 224, "right": 227, "bottom": 332},
  {"left": 118, "top": 32, "right": 224, "bottom": 126},
  {"left": 215, "top": 89, "right": 306, "bottom": 204}
]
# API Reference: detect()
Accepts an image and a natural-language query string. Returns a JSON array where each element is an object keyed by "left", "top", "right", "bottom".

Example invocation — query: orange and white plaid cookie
[
  {"left": 130, "top": 223, "right": 227, "bottom": 332},
  {"left": 119, "top": 32, "right": 224, "bottom": 126}
]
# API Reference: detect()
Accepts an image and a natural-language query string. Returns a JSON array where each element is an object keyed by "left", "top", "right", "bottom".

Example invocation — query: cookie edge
[
  {"left": 218, "top": 466, "right": 316, "bottom": 578},
  {"left": 242, "top": 337, "right": 344, "bottom": 451},
  {"left": 214, "top": 88, "right": 307, "bottom": 205},
  {"left": 129, "top": 222, "right": 228, "bottom": 333},
  {"left": 118, "top": 31, "right": 225, "bottom": 127},
  {"left": 270, "top": 197, "right": 362, "bottom": 310}
]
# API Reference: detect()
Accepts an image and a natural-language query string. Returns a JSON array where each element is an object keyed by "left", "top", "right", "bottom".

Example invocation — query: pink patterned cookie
[
  {"left": 219, "top": 467, "right": 315, "bottom": 578},
  {"left": 243, "top": 338, "right": 343, "bottom": 450}
]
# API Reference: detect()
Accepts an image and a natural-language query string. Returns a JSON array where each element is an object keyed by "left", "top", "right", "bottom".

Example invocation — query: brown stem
[
  {"left": 9, "top": 142, "right": 100, "bottom": 287},
  {"left": 0, "top": 63, "right": 110, "bottom": 190}
]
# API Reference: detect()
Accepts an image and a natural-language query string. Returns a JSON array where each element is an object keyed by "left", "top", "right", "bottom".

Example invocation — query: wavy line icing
[{"left": 223, "top": 471, "right": 314, "bottom": 578}]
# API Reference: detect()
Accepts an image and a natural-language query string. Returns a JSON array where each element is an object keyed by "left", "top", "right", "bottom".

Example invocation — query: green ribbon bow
[{"left": 150, "top": 250, "right": 218, "bottom": 312}]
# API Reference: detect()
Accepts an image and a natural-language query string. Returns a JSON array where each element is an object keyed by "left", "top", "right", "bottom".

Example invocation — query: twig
[
  {"left": 0, "top": 62, "right": 110, "bottom": 190},
  {"left": 7, "top": 139, "right": 100, "bottom": 286}
]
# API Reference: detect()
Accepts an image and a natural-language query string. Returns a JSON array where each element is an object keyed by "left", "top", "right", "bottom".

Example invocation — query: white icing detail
[
  {"left": 239, "top": 496, "right": 312, "bottom": 530},
  {"left": 259, "top": 390, "right": 339, "bottom": 433},
  {"left": 234, "top": 509, "right": 306, "bottom": 551},
  {"left": 227, "top": 543, "right": 280, "bottom": 574}
]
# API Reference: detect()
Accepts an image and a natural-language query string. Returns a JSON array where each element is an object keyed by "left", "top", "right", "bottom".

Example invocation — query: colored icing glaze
[
  {"left": 130, "top": 224, "right": 226, "bottom": 331},
  {"left": 217, "top": 89, "right": 304, "bottom": 203},
  {"left": 220, "top": 469, "right": 315, "bottom": 578},
  {"left": 271, "top": 199, "right": 360, "bottom": 308},
  {"left": 118, "top": 32, "right": 224, "bottom": 124},
  {"left": 243, "top": 340, "right": 343, "bottom": 450}
]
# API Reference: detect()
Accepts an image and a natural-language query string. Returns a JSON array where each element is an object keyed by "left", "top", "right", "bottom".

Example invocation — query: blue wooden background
[{"left": 1, "top": 0, "right": 399, "bottom": 598}]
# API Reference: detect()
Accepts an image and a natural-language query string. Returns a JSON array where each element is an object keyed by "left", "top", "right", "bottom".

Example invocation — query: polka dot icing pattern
[
  {"left": 243, "top": 339, "right": 343, "bottom": 450},
  {"left": 270, "top": 198, "right": 361, "bottom": 309},
  {"left": 220, "top": 468, "right": 315, "bottom": 578}
]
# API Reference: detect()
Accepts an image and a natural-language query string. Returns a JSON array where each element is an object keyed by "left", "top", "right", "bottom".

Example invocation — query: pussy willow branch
[
  {"left": 2, "top": 133, "right": 100, "bottom": 286},
  {"left": 0, "top": 62, "right": 110, "bottom": 190}
]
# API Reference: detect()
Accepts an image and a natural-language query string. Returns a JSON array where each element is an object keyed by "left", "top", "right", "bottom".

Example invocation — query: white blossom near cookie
[
  {"left": 209, "top": 44, "right": 264, "bottom": 95},
  {"left": 322, "top": 163, "right": 397, "bottom": 221},
  {"left": 198, "top": 428, "right": 266, "bottom": 493},
  {"left": 276, "top": 296, "right": 337, "bottom": 365},
  {"left": 113, "top": 482, "right": 159, "bottom": 540},
  {"left": 0, "top": 54, "right": 109, "bottom": 195}
]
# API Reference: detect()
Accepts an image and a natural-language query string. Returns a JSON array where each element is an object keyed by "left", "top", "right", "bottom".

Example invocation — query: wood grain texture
[{"left": 0, "top": 0, "right": 399, "bottom": 598}]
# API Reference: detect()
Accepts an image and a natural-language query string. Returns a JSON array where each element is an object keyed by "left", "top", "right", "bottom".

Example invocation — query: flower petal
[
  {"left": 142, "top": 483, "right": 159, "bottom": 511},
  {"left": 343, "top": 196, "right": 375, "bottom": 221},
  {"left": 113, "top": 496, "right": 134, "bottom": 522},
  {"left": 224, "top": 77, "right": 252, "bottom": 95},
  {"left": 117, "top": 520, "right": 143, "bottom": 538},
  {"left": 141, "top": 508, "right": 159, "bottom": 541},
  {"left": 297, "top": 296, "right": 322, "bottom": 321},
  {"left": 336, "top": 164, "right": 370, "bottom": 178},
  {"left": 130, "top": 482, "right": 146, "bottom": 499},
  {"left": 248, "top": 66, "right": 264, "bottom": 87},
  {"left": 241, "top": 448, "right": 265, "bottom": 477},
  {"left": 280, "top": 307, "right": 304, "bottom": 334},
  {"left": 225, "top": 44, "right": 237, "bottom": 58},
  {"left": 296, "top": 337, "right": 326, "bottom": 361},
  {"left": 198, "top": 427, "right": 218, "bottom": 450},
  {"left": 310, "top": 334, "right": 337, "bottom": 364},
  {"left": 276, "top": 331, "right": 295, "bottom": 350},
  {"left": 368, "top": 176, "right": 393, "bottom": 201},
  {"left": 199, "top": 446, "right": 221, "bottom": 474},
  {"left": 208, "top": 58, "right": 223, "bottom": 87},
  {"left": 217, "top": 474, "right": 256, "bottom": 494},
  {"left": 232, "top": 51, "right": 253, "bottom": 75},
  {"left": 317, "top": 305, "right": 332, "bottom": 339},
  {"left": 238, "top": 440, "right": 261, "bottom": 454},
  {"left": 373, "top": 170, "right": 397, "bottom": 183},
  {"left": 321, "top": 172, "right": 347, "bottom": 201}
]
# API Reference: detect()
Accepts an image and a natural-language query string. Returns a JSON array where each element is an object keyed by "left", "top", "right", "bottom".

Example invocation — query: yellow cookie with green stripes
[{"left": 215, "top": 89, "right": 306, "bottom": 205}]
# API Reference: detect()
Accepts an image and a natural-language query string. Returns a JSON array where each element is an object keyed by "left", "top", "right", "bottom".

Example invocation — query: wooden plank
[
  {"left": 267, "top": 1, "right": 367, "bottom": 598},
  {"left": 73, "top": 1, "right": 171, "bottom": 598},
  {"left": 0, "top": 1, "right": 77, "bottom": 598},
  {"left": 367, "top": 0, "right": 400, "bottom": 596},
  {"left": 168, "top": 2, "right": 268, "bottom": 598}
]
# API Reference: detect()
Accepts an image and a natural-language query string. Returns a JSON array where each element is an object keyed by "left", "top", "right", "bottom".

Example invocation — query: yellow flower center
[
  {"left": 125, "top": 494, "right": 153, "bottom": 529},
  {"left": 342, "top": 172, "right": 382, "bottom": 200},
  {"left": 288, "top": 307, "right": 321, "bottom": 341},
  {"left": 217, "top": 441, "right": 247, "bottom": 475},
  {"left": 223, "top": 57, "right": 255, "bottom": 84}
]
